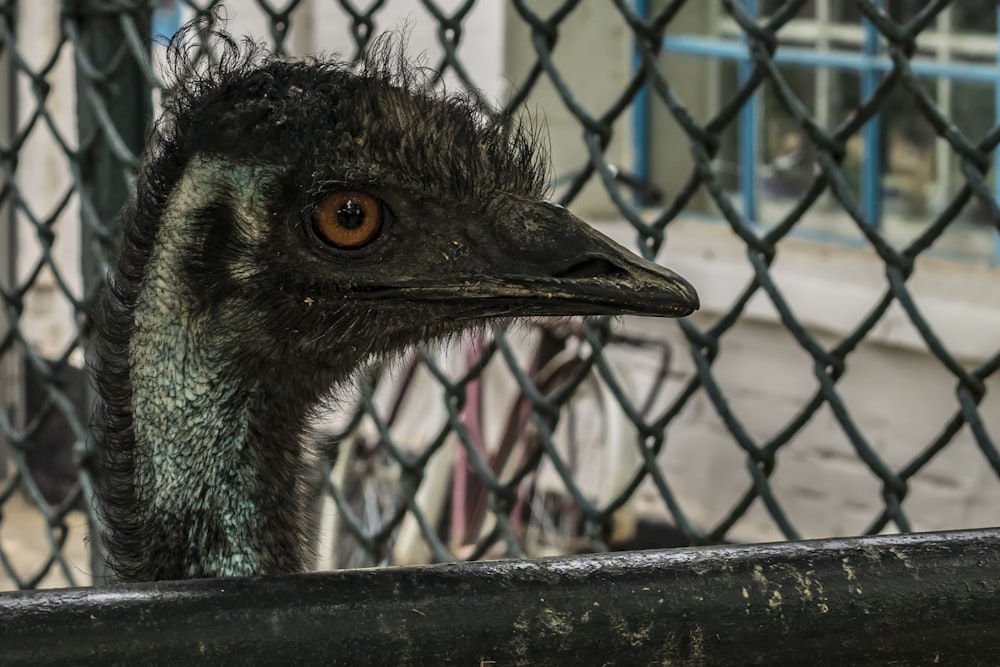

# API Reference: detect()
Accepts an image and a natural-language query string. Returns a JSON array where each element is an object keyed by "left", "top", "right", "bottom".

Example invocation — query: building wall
[{"left": 14, "top": 1, "right": 80, "bottom": 361}]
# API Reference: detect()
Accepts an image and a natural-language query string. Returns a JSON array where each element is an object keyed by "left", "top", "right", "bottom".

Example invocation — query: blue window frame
[{"left": 633, "top": 0, "right": 1000, "bottom": 264}]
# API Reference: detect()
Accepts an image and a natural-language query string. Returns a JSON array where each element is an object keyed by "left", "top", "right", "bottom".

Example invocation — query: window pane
[
  {"left": 717, "top": 60, "right": 741, "bottom": 195},
  {"left": 884, "top": 0, "right": 928, "bottom": 24},
  {"left": 939, "top": 80, "right": 997, "bottom": 261},
  {"left": 762, "top": 0, "right": 815, "bottom": 20},
  {"left": 832, "top": 3, "right": 861, "bottom": 24},
  {"left": 880, "top": 78, "right": 995, "bottom": 264},
  {"left": 953, "top": 1, "right": 998, "bottom": 34},
  {"left": 761, "top": 67, "right": 859, "bottom": 242}
]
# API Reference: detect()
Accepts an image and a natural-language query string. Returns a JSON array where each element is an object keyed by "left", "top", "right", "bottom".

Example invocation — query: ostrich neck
[{"left": 127, "top": 159, "right": 315, "bottom": 579}]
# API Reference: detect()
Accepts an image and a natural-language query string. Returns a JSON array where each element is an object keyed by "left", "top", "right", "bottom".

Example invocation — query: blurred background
[{"left": 1, "top": 0, "right": 998, "bottom": 590}]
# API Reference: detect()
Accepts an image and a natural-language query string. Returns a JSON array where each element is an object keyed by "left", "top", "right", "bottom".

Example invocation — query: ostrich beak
[{"left": 359, "top": 200, "right": 699, "bottom": 320}]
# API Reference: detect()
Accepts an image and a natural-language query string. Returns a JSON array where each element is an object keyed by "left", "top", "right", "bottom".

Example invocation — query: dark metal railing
[{"left": 3, "top": 529, "right": 999, "bottom": 665}]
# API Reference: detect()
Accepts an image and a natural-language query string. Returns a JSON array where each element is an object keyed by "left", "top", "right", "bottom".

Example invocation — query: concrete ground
[{"left": 0, "top": 492, "right": 91, "bottom": 591}]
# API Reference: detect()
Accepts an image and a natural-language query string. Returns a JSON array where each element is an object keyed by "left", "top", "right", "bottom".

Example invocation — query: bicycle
[{"left": 311, "top": 315, "right": 681, "bottom": 570}]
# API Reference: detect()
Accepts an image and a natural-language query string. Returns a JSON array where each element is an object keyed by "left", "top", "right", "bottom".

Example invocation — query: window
[
  {"left": 640, "top": 0, "right": 1000, "bottom": 265},
  {"left": 153, "top": 0, "right": 183, "bottom": 43}
]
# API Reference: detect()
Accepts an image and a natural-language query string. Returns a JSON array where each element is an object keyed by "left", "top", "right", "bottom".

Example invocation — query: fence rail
[{"left": 3, "top": 528, "right": 998, "bottom": 665}]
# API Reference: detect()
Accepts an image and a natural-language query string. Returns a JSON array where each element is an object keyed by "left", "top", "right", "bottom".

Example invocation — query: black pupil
[{"left": 337, "top": 201, "right": 366, "bottom": 230}]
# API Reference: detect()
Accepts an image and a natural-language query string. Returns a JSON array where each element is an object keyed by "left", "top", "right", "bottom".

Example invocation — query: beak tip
[
  {"left": 683, "top": 283, "right": 700, "bottom": 313},
  {"left": 651, "top": 271, "right": 698, "bottom": 318}
]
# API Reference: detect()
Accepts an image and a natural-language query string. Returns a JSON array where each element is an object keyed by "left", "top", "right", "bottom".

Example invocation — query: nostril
[{"left": 555, "top": 256, "right": 629, "bottom": 280}]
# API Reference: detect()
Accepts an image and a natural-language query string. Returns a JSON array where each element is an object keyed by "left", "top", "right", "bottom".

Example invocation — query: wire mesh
[{"left": 0, "top": 0, "right": 998, "bottom": 589}]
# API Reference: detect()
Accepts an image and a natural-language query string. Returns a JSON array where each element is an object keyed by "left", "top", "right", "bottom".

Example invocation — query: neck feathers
[{"left": 93, "top": 158, "right": 312, "bottom": 581}]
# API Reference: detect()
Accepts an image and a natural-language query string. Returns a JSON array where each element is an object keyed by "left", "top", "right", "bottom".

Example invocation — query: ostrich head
[{"left": 92, "top": 30, "right": 698, "bottom": 582}]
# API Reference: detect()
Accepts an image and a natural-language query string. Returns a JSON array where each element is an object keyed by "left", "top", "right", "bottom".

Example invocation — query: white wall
[
  {"left": 503, "top": 1, "right": 635, "bottom": 216},
  {"left": 14, "top": 2, "right": 81, "bottom": 361},
  {"left": 204, "top": 0, "right": 506, "bottom": 98}
]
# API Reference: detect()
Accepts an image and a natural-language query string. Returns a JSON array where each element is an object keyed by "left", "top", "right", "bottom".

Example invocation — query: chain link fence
[{"left": 1, "top": 0, "right": 998, "bottom": 591}]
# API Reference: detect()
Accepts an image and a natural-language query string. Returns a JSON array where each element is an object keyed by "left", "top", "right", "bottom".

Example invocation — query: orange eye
[{"left": 313, "top": 191, "right": 384, "bottom": 249}]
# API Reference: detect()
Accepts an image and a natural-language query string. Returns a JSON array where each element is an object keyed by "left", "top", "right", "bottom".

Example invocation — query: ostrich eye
[{"left": 313, "top": 191, "right": 385, "bottom": 249}]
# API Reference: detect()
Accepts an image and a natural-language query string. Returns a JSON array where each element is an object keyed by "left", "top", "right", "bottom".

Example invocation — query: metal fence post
[
  {"left": 0, "top": 0, "right": 13, "bottom": 487},
  {"left": 65, "top": 0, "right": 152, "bottom": 585}
]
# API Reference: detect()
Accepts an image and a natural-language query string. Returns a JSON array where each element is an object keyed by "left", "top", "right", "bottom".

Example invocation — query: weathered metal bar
[{"left": 1, "top": 529, "right": 998, "bottom": 665}]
